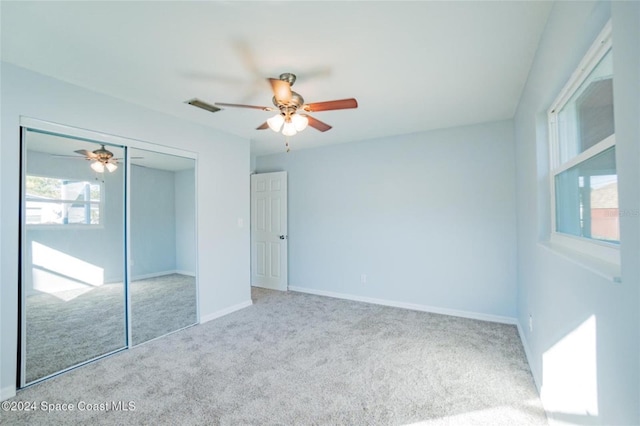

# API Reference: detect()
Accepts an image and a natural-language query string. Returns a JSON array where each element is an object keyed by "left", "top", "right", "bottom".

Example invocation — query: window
[
  {"left": 548, "top": 22, "right": 618, "bottom": 259},
  {"left": 26, "top": 176, "right": 102, "bottom": 226}
]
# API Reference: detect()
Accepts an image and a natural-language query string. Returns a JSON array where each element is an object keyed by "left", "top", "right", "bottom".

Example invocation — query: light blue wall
[
  {"left": 256, "top": 120, "right": 517, "bottom": 320},
  {"left": 130, "top": 164, "right": 197, "bottom": 278},
  {"left": 514, "top": 1, "right": 639, "bottom": 424},
  {"left": 130, "top": 165, "right": 176, "bottom": 278},
  {"left": 0, "top": 62, "right": 251, "bottom": 399},
  {"left": 175, "top": 168, "right": 196, "bottom": 275}
]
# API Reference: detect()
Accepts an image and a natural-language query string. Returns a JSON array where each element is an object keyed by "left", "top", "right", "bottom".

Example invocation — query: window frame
[
  {"left": 24, "top": 173, "right": 104, "bottom": 229},
  {"left": 547, "top": 21, "right": 619, "bottom": 265}
]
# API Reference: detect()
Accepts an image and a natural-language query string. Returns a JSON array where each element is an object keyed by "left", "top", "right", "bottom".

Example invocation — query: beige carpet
[{"left": 4, "top": 287, "right": 547, "bottom": 425}]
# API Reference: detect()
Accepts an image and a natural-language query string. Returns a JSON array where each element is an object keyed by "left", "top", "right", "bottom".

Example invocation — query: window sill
[{"left": 538, "top": 240, "right": 621, "bottom": 283}]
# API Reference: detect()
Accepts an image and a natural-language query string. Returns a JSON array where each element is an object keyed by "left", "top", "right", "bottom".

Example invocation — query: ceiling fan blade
[
  {"left": 303, "top": 98, "right": 358, "bottom": 112},
  {"left": 180, "top": 71, "right": 246, "bottom": 85},
  {"left": 215, "top": 102, "right": 273, "bottom": 111},
  {"left": 256, "top": 122, "right": 269, "bottom": 130},
  {"left": 110, "top": 157, "right": 143, "bottom": 161},
  {"left": 232, "top": 39, "right": 262, "bottom": 76},
  {"left": 296, "top": 66, "right": 332, "bottom": 81},
  {"left": 51, "top": 154, "right": 87, "bottom": 159},
  {"left": 268, "top": 78, "right": 292, "bottom": 103},
  {"left": 305, "top": 115, "right": 332, "bottom": 132},
  {"left": 74, "top": 149, "right": 98, "bottom": 158}
]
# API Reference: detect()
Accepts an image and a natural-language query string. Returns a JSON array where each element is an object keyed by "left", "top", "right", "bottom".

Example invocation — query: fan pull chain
[{"left": 285, "top": 136, "right": 290, "bottom": 153}]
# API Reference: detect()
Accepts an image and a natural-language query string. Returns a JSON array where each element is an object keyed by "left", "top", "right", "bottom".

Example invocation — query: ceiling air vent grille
[{"left": 185, "top": 98, "right": 221, "bottom": 113}]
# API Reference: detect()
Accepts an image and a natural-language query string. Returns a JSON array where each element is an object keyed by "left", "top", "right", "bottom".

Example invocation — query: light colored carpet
[
  {"left": 25, "top": 273, "right": 196, "bottom": 383},
  {"left": 4, "top": 288, "right": 547, "bottom": 425},
  {"left": 130, "top": 273, "right": 197, "bottom": 345}
]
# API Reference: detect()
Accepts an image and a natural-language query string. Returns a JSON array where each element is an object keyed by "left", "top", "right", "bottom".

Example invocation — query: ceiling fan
[
  {"left": 74, "top": 145, "right": 121, "bottom": 173},
  {"left": 215, "top": 72, "right": 358, "bottom": 138},
  {"left": 53, "top": 144, "right": 130, "bottom": 173}
]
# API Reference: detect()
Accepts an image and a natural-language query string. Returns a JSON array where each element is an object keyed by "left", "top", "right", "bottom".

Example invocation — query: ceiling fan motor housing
[
  {"left": 279, "top": 72, "right": 296, "bottom": 86},
  {"left": 94, "top": 145, "right": 114, "bottom": 161},
  {"left": 273, "top": 91, "right": 304, "bottom": 118}
]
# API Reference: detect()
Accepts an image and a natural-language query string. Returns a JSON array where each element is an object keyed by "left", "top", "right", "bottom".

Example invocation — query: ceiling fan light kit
[
  {"left": 291, "top": 114, "right": 309, "bottom": 132},
  {"left": 215, "top": 72, "right": 357, "bottom": 150},
  {"left": 90, "top": 160, "right": 106, "bottom": 173},
  {"left": 282, "top": 120, "right": 297, "bottom": 137},
  {"left": 267, "top": 113, "right": 285, "bottom": 132},
  {"left": 89, "top": 160, "right": 117, "bottom": 173},
  {"left": 268, "top": 113, "right": 309, "bottom": 136},
  {"left": 105, "top": 162, "right": 118, "bottom": 172}
]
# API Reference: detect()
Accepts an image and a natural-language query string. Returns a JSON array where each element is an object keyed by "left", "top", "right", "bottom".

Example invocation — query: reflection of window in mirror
[{"left": 25, "top": 175, "right": 103, "bottom": 226}]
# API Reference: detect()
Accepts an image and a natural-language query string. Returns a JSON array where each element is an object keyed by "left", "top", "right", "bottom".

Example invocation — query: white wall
[
  {"left": 514, "top": 1, "right": 639, "bottom": 424},
  {"left": 256, "top": 120, "right": 517, "bottom": 321},
  {"left": 0, "top": 62, "right": 251, "bottom": 399}
]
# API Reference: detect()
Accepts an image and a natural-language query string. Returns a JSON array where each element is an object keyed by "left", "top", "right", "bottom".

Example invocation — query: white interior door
[{"left": 251, "top": 172, "right": 288, "bottom": 291}]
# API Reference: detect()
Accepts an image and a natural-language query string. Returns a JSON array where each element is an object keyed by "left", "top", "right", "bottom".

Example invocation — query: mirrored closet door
[
  {"left": 129, "top": 148, "right": 197, "bottom": 345},
  {"left": 20, "top": 129, "right": 127, "bottom": 385},
  {"left": 19, "top": 123, "right": 199, "bottom": 386}
]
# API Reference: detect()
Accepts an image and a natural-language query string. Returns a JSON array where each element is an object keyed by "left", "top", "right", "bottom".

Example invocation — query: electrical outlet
[
  {"left": 361, "top": 274, "right": 367, "bottom": 284},
  {"left": 529, "top": 314, "right": 533, "bottom": 332}
]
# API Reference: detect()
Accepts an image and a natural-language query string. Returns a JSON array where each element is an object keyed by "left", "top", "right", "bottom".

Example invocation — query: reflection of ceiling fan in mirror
[
  {"left": 214, "top": 72, "right": 358, "bottom": 137},
  {"left": 54, "top": 145, "right": 142, "bottom": 173},
  {"left": 76, "top": 145, "right": 119, "bottom": 173}
]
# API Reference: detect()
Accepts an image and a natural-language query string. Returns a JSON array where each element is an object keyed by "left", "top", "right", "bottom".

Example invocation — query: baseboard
[
  {"left": 516, "top": 322, "right": 542, "bottom": 389},
  {"left": 199, "top": 299, "right": 253, "bottom": 324},
  {"left": 131, "top": 270, "right": 179, "bottom": 281},
  {"left": 288, "top": 286, "right": 517, "bottom": 325},
  {"left": 516, "top": 321, "right": 553, "bottom": 425},
  {"left": 26, "top": 271, "right": 194, "bottom": 295},
  {"left": 1, "top": 386, "right": 16, "bottom": 401}
]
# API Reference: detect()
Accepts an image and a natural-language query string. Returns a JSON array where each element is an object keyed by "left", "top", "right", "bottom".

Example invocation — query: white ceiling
[{"left": 1, "top": 1, "right": 553, "bottom": 156}]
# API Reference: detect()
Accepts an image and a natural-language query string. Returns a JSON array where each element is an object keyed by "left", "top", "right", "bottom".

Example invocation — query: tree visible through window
[{"left": 26, "top": 176, "right": 101, "bottom": 225}]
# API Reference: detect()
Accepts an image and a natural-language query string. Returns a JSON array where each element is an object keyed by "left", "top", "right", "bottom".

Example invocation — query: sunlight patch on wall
[{"left": 541, "top": 315, "right": 598, "bottom": 418}]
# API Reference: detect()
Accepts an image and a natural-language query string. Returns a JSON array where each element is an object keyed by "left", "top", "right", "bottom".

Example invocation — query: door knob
[{"left": 279, "top": 235, "right": 287, "bottom": 240}]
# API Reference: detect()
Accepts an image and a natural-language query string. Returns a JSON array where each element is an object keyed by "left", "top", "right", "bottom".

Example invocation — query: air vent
[{"left": 185, "top": 98, "right": 221, "bottom": 113}]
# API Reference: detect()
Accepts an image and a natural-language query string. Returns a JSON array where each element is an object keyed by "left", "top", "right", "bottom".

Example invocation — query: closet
[{"left": 19, "top": 122, "right": 197, "bottom": 386}]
